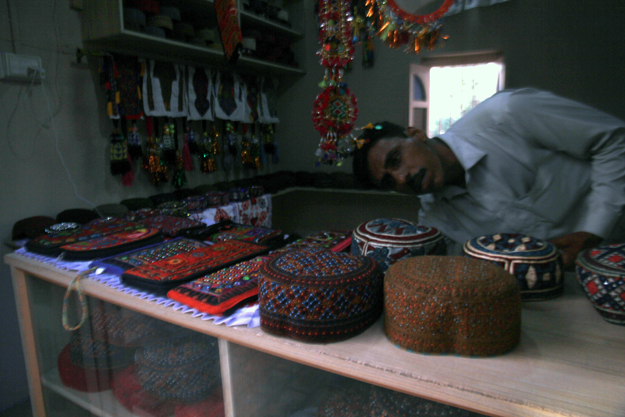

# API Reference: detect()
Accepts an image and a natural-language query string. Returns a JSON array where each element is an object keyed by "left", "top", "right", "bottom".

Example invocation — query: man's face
[{"left": 367, "top": 136, "right": 445, "bottom": 195}]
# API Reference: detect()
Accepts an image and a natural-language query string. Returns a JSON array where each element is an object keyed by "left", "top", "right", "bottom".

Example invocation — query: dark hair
[{"left": 352, "top": 121, "right": 407, "bottom": 188}]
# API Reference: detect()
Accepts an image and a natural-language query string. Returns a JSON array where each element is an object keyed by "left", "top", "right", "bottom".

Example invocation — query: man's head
[{"left": 352, "top": 122, "right": 449, "bottom": 195}]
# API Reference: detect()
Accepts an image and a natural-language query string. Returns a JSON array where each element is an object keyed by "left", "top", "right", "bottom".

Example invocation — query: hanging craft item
[
  {"left": 312, "top": 0, "right": 358, "bottom": 167},
  {"left": 99, "top": 55, "right": 119, "bottom": 119},
  {"left": 262, "top": 124, "right": 278, "bottom": 164},
  {"left": 351, "top": 1, "right": 377, "bottom": 67},
  {"left": 113, "top": 54, "right": 143, "bottom": 120},
  {"left": 188, "top": 66, "right": 213, "bottom": 121},
  {"left": 371, "top": 0, "right": 454, "bottom": 53},
  {"left": 170, "top": 119, "right": 187, "bottom": 189},
  {"left": 109, "top": 120, "right": 132, "bottom": 176},
  {"left": 240, "top": 123, "right": 255, "bottom": 168},
  {"left": 127, "top": 121, "right": 143, "bottom": 159},
  {"left": 160, "top": 118, "right": 177, "bottom": 164},
  {"left": 214, "top": 0, "right": 244, "bottom": 64},
  {"left": 186, "top": 121, "right": 199, "bottom": 155},
  {"left": 222, "top": 121, "right": 238, "bottom": 171},
  {"left": 212, "top": 71, "right": 246, "bottom": 122},
  {"left": 181, "top": 118, "right": 194, "bottom": 171},
  {"left": 142, "top": 117, "right": 169, "bottom": 186},
  {"left": 199, "top": 121, "right": 217, "bottom": 174}
]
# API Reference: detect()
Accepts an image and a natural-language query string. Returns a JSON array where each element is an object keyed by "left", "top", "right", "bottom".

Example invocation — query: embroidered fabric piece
[
  {"left": 25, "top": 218, "right": 147, "bottom": 256},
  {"left": 142, "top": 60, "right": 187, "bottom": 117},
  {"left": 258, "top": 77, "right": 280, "bottom": 124},
  {"left": 140, "top": 214, "right": 205, "bottom": 237},
  {"left": 59, "top": 227, "right": 162, "bottom": 261},
  {"left": 214, "top": 0, "right": 243, "bottom": 63},
  {"left": 92, "top": 237, "right": 209, "bottom": 275},
  {"left": 194, "top": 204, "right": 240, "bottom": 226},
  {"left": 212, "top": 71, "right": 246, "bottom": 121},
  {"left": 121, "top": 240, "right": 269, "bottom": 293},
  {"left": 273, "top": 230, "right": 352, "bottom": 255},
  {"left": 209, "top": 222, "right": 281, "bottom": 244},
  {"left": 188, "top": 66, "right": 214, "bottom": 120},
  {"left": 234, "top": 194, "right": 272, "bottom": 228},
  {"left": 114, "top": 54, "right": 143, "bottom": 120},
  {"left": 13, "top": 248, "right": 261, "bottom": 327},
  {"left": 168, "top": 256, "right": 268, "bottom": 315}
]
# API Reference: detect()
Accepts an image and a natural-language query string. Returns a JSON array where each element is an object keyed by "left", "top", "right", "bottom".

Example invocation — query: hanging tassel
[
  {"left": 109, "top": 120, "right": 132, "bottom": 175},
  {"left": 171, "top": 151, "right": 187, "bottom": 189},
  {"left": 122, "top": 155, "right": 135, "bottom": 186},
  {"left": 182, "top": 134, "right": 194, "bottom": 171}
]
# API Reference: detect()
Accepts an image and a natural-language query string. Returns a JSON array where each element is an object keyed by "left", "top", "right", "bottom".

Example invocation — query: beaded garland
[
  {"left": 92, "top": 237, "right": 209, "bottom": 275},
  {"left": 259, "top": 247, "right": 384, "bottom": 343},
  {"left": 135, "top": 336, "right": 221, "bottom": 403},
  {"left": 463, "top": 233, "right": 564, "bottom": 301},
  {"left": 167, "top": 256, "right": 269, "bottom": 315},
  {"left": 351, "top": 218, "right": 446, "bottom": 272},
  {"left": 575, "top": 243, "right": 625, "bottom": 325},
  {"left": 384, "top": 256, "right": 521, "bottom": 356},
  {"left": 313, "top": 0, "right": 358, "bottom": 166}
]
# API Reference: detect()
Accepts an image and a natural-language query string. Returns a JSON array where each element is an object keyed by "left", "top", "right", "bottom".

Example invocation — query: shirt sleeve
[{"left": 504, "top": 88, "right": 625, "bottom": 238}]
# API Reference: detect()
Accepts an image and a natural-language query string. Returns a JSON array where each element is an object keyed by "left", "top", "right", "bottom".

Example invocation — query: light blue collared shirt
[{"left": 419, "top": 88, "right": 625, "bottom": 250}]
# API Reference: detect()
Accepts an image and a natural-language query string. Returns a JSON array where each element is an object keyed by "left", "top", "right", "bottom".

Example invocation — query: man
[{"left": 352, "top": 88, "right": 625, "bottom": 268}]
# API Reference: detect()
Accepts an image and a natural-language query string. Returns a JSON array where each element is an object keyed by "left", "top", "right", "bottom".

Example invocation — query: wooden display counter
[{"left": 5, "top": 249, "right": 625, "bottom": 417}]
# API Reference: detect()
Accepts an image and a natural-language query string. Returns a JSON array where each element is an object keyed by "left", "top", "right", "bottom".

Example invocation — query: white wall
[{"left": 2, "top": 0, "right": 624, "bottom": 411}]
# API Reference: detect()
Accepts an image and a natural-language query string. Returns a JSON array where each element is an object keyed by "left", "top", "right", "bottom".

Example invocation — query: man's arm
[{"left": 549, "top": 232, "right": 603, "bottom": 269}]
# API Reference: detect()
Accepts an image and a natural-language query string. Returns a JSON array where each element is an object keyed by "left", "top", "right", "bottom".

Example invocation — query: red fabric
[
  {"left": 57, "top": 344, "right": 119, "bottom": 393},
  {"left": 112, "top": 365, "right": 176, "bottom": 417},
  {"left": 214, "top": 0, "right": 243, "bottom": 63}
]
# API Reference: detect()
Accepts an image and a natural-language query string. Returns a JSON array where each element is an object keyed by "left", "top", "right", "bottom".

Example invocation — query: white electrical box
[{"left": 0, "top": 52, "right": 44, "bottom": 82}]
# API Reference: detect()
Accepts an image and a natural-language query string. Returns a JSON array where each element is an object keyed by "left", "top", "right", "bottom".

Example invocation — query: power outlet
[{"left": 0, "top": 53, "right": 44, "bottom": 83}]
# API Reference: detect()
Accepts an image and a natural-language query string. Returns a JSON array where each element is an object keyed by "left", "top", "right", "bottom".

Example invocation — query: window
[{"left": 409, "top": 52, "right": 505, "bottom": 137}]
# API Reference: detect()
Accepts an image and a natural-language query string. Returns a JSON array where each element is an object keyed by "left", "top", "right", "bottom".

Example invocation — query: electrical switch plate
[{"left": 0, "top": 53, "right": 44, "bottom": 83}]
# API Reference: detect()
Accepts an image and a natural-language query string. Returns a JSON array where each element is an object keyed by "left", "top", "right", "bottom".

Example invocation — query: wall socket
[{"left": 0, "top": 53, "right": 45, "bottom": 83}]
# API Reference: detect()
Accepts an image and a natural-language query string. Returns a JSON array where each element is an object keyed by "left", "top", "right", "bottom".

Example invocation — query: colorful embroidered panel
[
  {"left": 92, "top": 237, "right": 209, "bottom": 275},
  {"left": 273, "top": 230, "right": 352, "bottom": 255},
  {"left": 25, "top": 218, "right": 147, "bottom": 256},
  {"left": 209, "top": 222, "right": 281, "bottom": 245},
  {"left": 122, "top": 240, "right": 269, "bottom": 293},
  {"left": 168, "top": 256, "right": 269, "bottom": 315},
  {"left": 259, "top": 247, "right": 384, "bottom": 343},
  {"left": 140, "top": 214, "right": 205, "bottom": 237},
  {"left": 575, "top": 243, "right": 625, "bottom": 325},
  {"left": 463, "top": 233, "right": 563, "bottom": 301},
  {"left": 59, "top": 228, "right": 162, "bottom": 260},
  {"left": 234, "top": 194, "right": 272, "bottom": 228},
  {"left": 351, "top": 218, "right": 447, "bottom": 272}
]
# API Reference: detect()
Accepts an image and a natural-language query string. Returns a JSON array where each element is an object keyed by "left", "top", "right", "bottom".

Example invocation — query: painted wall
[{"left": 1, "top": 0, "right": 624, "bottom": 411}]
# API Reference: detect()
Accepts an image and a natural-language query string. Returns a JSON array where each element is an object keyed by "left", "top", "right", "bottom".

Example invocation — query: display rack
[{"left": 6, "top": 245, "right": 625, "bottom": 416}]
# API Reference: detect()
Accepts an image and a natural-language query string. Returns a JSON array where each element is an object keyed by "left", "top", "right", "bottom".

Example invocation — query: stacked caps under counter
[
  {"left": 463, "top": 233, "right": 563, "bottom": 301},
  {"left": 259, "top": 247, "right": 384, "bottom": 343},
  {"left": 384, "top": 256, "right": 522, "bottom": 357},
  {"left": 575, "top": 243, "right": 625, "bottom": 325},
  {"left": 351, "top": 218, "right": 447, "bottom": 272}
]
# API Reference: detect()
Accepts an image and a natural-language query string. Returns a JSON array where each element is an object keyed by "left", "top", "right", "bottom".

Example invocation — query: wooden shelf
[
  {"left": 6, "top": 252, "right": 625, "bottom": 417},
  {"left": 81, "top": 0, "right": 306, "bottom": 77}
]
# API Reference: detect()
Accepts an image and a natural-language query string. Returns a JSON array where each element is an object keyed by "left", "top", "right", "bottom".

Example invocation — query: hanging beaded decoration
[
  {"left": 372, "top": 0, "right": 454, "bottom": 53},
  {"left": 312, "top": 0, "right": 358, "bottom": 167}
]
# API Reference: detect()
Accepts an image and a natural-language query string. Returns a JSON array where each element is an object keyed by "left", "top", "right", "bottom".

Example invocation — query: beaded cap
[
  {"left": 575, "top": 243, "right": 625, "bottom": 325},
  {"left": 259, "top": 247, "right": 384, "bottom": 343},
  {"left": 463, "top": 233, "right": 563, "bottom": 301},
  {"left": 351, "top": 218, "right": 446, "bottom": 272},
  {"left": 135, "top": 336, "right": 221, "bottom": 403},
  {"left": 384, "top": 256, "right": 521, "bottom": 356}
]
